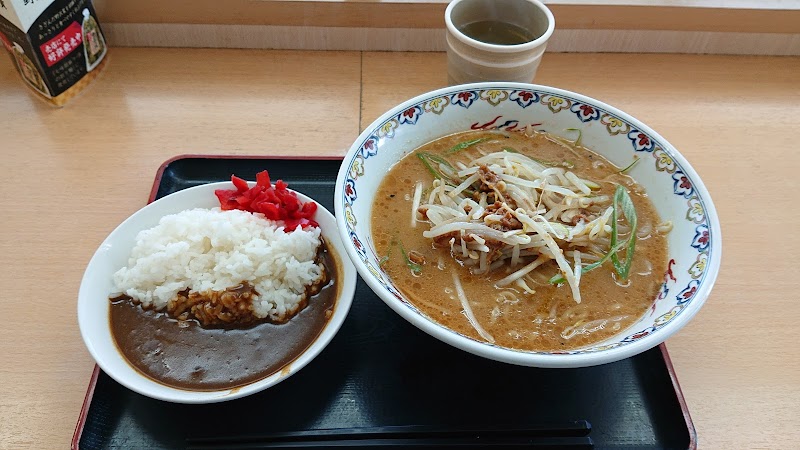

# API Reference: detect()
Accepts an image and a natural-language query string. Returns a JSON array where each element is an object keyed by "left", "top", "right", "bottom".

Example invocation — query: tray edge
[
  {"left": 148, "top": 153, "right": 345, "bottom": 202},
  {"left": 659, "top": 344, "right": 698, "bottom": 449},
  {"left": 71, "top": 365, "right": 100, "bottom": 450}
]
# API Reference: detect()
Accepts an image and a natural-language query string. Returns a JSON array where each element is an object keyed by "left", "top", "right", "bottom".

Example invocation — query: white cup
[{"left": 445, "top": 0, "right": 555, "bottom": 84}]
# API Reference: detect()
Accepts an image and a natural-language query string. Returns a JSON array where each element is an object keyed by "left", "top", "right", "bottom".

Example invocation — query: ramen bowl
[{"left": 335, "top": 82, "right": 720, "bottom": 368}]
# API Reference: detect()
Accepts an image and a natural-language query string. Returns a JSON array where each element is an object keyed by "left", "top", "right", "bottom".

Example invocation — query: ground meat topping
[
  {"left": 431, "top": 231, "right": 473, "bottom": 248},
  {"left": 155, "top": 261, "right": 328, "bottom": 328},
  {"left": 570, "top": 211, "right": 590, "bottom": 225},
  {"left": 478, "top": 165, "right": 502, "bottom": 191},
  {"left": 481, "top": 201, "right": 523, "bottom": 232},
  {"left": 168, "top": 283, "right": 260, "bottom": 327},
  {"left": 408, "top": 251, "right": 426, "bottom": 265}
]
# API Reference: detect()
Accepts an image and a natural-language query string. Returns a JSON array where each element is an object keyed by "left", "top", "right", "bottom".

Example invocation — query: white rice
[{"left": 112, "top": 208, "right": 324, "bottom": 322}]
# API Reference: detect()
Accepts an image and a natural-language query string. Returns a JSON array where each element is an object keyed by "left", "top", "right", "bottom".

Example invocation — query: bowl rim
[
  {"left": 335, "top": 82, "right": 721, "bottom": 368},
  {"left": 78, "top": 181, "right": 357, "bottom": 403}
]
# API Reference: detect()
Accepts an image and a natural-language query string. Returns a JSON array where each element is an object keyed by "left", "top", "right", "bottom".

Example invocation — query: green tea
[{"left": 459, "top": 20, "right": 538, "bottom": 45}]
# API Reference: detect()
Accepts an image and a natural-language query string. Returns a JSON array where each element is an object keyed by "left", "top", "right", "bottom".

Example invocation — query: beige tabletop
[{"left": 1, "top": 48, "right": 798, "bottom": 449}]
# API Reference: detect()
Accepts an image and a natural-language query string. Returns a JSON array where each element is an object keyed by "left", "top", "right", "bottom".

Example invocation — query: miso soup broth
[{"left": 371, "top": 130, "right": 668, "bottom": 351}]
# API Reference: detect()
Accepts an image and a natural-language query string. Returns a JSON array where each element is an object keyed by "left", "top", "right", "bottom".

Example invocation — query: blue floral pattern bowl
[{"left": 335, "top": 83, "right": 720, "bottom": 368}]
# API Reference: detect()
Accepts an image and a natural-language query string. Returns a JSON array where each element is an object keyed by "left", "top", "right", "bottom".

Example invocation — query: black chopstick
[{"left": 186, "top": 422, "right": 593, "bottom": 449}]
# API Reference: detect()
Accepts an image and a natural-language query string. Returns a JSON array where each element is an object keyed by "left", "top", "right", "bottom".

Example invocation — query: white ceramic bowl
[
  {"left": 78, "top": 182, "right": 357, "bottom": 403},
  {"left": 335, "top": 82, "right": 721, "bottom": 368}
]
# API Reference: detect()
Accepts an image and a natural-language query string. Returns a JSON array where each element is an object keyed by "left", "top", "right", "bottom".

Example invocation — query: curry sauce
[{"left": 110, "top": 243, "right": 340, "bottom": 391}]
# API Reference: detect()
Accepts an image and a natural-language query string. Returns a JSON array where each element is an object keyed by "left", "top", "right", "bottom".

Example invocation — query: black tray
[{"left": 73, "top": 155, "right": 696, "bottom": 449}]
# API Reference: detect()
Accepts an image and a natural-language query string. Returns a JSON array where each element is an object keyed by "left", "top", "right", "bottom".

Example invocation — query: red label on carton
[
  {"left": 0, "top": 32, "right": 11, "bottom": 51},
  {"left": 39, "top": 20, "right": 81, "bottom": 67}
]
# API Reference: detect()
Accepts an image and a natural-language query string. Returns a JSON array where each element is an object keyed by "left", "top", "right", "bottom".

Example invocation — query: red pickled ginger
[{"left": 214, "top": 170, "right": 318, "bottom": 231}]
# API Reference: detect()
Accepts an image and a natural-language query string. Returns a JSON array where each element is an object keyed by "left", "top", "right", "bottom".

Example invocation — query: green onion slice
[
  {"left": 397, "top": 240, "right": 422, "bottom": 275},
  {"left": 620, "top": 157, "right": 640, "bottom": 174},
  {"left": 565, "top": 128, "right": 583, "bottom": 147},
  {"left": 417, "top": 152, "right": 455, "bottom": 182},
  {"left": 550, "top": 185, "right": 637, "bottom": 284},
  {"left": 610, "top": 184, "right": 637, "bottom": 281},
  {"left": 446, "top": 138, "right": 490, "bottom": 154}
]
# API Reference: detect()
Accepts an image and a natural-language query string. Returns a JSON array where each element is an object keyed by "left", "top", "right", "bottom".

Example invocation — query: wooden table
[{"left": 1, "top": 48, "right": 797, "bottom": 449}]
